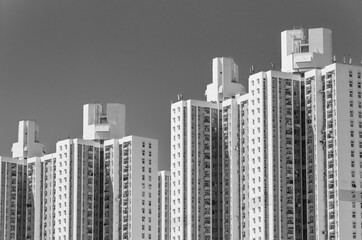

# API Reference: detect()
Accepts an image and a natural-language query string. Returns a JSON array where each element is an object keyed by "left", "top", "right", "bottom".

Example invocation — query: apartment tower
[
  {"left": 170, "top": 57, "right": 246, "bottom": 239},
  {"left": 0, "top": 103, "right": 158, "bottom": 240},
  {"left": 170, "top": 27, "right": 362, "bottom": 240}
]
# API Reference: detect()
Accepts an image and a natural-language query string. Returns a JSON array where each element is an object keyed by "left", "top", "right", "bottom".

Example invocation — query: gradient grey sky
[{"left": 1, "top": 1, "right": 362, "bottom": 170}]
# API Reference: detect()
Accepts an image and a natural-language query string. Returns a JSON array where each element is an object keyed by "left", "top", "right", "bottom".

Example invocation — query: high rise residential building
[
  {"left": 0, "top": 120, "right": 43, "bottom": 240},
  {"left": 171, "top": 57, "right": 246, "bottom": 239},
  {"left": 247, "top": 70, "right": 306, "bottom": 240},
  {"left": 0, "top": 103, "right": 158, "bottom": 240},
  {"left": 103, "top": 136, "right": 158, "bottom": 240},
  {"left": 170, "top": 99, "right": 219, "bottom": 240},
  {"left": 170, "top": 27, "right": 362, "bottom": 240},
  {"left": 305, "top": 63, "right": 362, "bottom": 240},
  {"left": 158, "top": 170, "right": 171, "bottom": 240}
]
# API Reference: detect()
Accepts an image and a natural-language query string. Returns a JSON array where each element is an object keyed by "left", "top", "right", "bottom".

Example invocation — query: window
[
  {"left": 359, "top": 92, "right": 362, "bottom": 99},
  {"left": 351, "top": 120, "right": 354, "bottom": 127},
  {"left": 358, "top": 72, "right": 361, "bottom": 79},
  {"left": 351, "top": 111, "right": 354, "bottom": 117},
  {"left": 351, "top": 101, "right": 354, "bottom": 107},
  {"left": 350, "top": 71, "right": 353, "bottom": 78},
  {"left": 352, "top": 141, "right": 355, "bottom": 147},
  {"left": 350, "top": 90, "right": 354, "bottom": 97},
  {"left": 358, "top": 82, "right": 361, "bottom": 89},
  {"left": 350, "top": 80, "right": 353, "bottom": 87}
]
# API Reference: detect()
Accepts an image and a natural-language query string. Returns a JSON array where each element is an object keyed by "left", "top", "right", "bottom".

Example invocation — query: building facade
[
  {"left": 103, "top": 136, "right": 158, "bottom": 240},
  {"left": 171, "top": 57, "right": 246, "bottom": 239},
  {"left": 170, "top": 27, "right": 362, "bottom": 240},
  {"left": 305, "top": 63, "right": 362, "bottom": 240},
  {"left": 0, "top": 104, "right": 158, "bottom": 240}
]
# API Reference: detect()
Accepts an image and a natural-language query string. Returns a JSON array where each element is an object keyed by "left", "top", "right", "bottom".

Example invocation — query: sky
[{"left": 1, "top": 1, "right": 362, "bottom": 170}]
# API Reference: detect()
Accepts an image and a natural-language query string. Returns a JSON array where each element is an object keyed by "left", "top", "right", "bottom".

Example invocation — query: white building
[
  {"left": 103, "top": 136, "right": 158, "bottom": 240},
  {"left": 171, "top": 57, "right": 246, "bottom": 240},
  {"left": 0, "top": 120, "right": 44, "bottom": 240},
  {"left": 158, "top": 170, "right": 171, "bottom": 240},
  {"left": 242, "top": 27, "right": 333, "bottom": 240},
  {"left": 0, "top": 103, "right": 158, "bottom": 240},
  {"left": 247, "top": 70, "right": 306, "bottom": 240},
  {"left": 170, "top": 27, "right": 362, "bottom": 240},
  {"left": 305, "top": 63, "right": 362, "bottom": 240},
  {"left": 280, "top": 27, "right": 362, "bottom": 240}
]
